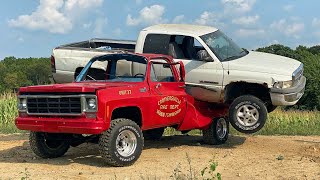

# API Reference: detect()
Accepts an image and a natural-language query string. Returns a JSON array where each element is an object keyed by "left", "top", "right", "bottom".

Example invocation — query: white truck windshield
[{"left": 201, "top": 30, "right": 248, "bottom": 62}]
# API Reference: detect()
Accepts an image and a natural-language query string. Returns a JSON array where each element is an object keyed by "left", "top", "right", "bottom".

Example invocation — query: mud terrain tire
[
  {"left": 203, "top": 117, "right": 229, "bottom": 145},
  {"left": 99, "top": 118, "right": 144, "bottom": 167},
  {"left": 29, "top": 132, "right": 70, "bottom": 158}
]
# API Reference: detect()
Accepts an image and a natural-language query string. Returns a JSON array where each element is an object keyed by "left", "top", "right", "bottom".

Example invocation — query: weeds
[
  {"left": 0, "top": 93, "right": 21, "bottom": 133},
  {"left": 171, "top": 154, "right": 222, "bottom": 180},
  {"left": 20, "top": 168, "right": 31, "bottom": 180},
  {"left": 200, "top": 159, "right": 221, "bottom": 180}
]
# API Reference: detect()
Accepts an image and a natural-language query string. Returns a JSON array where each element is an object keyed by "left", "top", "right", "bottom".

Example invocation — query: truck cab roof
[{"left": 142, "top": 24, "right": 218, "bottom": 36}]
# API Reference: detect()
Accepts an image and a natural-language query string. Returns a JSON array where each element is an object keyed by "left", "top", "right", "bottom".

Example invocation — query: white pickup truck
[{"left": 51, "top": 24, "right": 306, "bottom": 133}]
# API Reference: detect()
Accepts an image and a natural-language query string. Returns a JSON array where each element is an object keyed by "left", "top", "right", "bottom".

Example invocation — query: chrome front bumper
[{"left": 270, "top": 76, "right": 306, "bottom": 106}]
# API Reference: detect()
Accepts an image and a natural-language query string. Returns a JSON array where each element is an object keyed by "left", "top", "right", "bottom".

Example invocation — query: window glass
[
  {"left": 143, "top": 34, "right": 170, "bottom": 54},
  {"left": 150, "top": 61, "right": 175, "bottom": 82},
  {"left": 200, "top": 30, "right": 248, "bottom": 62},
  {"left": 76, "top": 55, "right": 147, "bottom": 82}
]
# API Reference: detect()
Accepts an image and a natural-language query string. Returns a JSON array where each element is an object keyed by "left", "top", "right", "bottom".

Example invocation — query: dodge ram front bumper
[{"left": 270, "top": 76, "right": 306, "bottom": 106}]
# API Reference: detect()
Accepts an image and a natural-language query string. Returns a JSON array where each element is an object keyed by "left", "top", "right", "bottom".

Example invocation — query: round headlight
[
  {"left": 88, "top": 98, "right": 96, "bottom": 110},
  {"left": 18, "top": 98, "right": 27, "bottom": 111}
]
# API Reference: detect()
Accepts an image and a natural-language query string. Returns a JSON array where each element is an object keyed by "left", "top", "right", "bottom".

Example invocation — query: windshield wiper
[{"left": 223, "top": 55, "right": 241, "bottom": 61}]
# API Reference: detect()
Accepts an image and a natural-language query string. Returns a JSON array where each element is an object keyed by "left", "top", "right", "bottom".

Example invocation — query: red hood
[{"left": 19, "top": 82, "right": 136, "bottom": 93}]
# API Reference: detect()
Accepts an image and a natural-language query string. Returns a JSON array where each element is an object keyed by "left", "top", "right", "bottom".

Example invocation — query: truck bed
[
  {"left": 52, "top": 39, "right": 136, "bottom": 83},
  {"left": 57, "top": 38, "right": 136, "bottom": 52}
]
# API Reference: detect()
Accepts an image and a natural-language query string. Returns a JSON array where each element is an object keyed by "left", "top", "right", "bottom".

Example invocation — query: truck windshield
[
  {"left": 76, "top": 54, "right": 147, "bottom": 82},
  {"left": 200, "top": 30, "right": 248, "bottom": 62}
]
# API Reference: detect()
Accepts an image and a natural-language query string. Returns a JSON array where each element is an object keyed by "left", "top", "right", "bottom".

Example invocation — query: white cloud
[
  {"left": 93, "top": 18, "right": 108, "bottom": 36},
  {"left": 64, "top": 0, "right": 103, "bottom": 18},
  {"left": 126, "top": 5, "right": 167, "bottom": 26},
  {"left": 312, "top": 18, "right": 320, "bottom": 27},
  {"left": 270, "top": 19, "right": 304, "bottom": 38},
  {"left": 172, "top": 15, "right": 185, "bottom": 24},
  {"left": 283, "top": 4, "right": 294, "bottom": 12},
  {"left": 8, "top": 0, "right": 104, "bottom": 34},
  {"left": 221, "top": 0, "right": 256, "bottom": 14},
  {"left": 194, "top": 11, "right": 224, "bottom": 27},
  {"left": 232, "top": 15, "right": 259, "bottom": 25},
  {"left": 236, "top": 28, "right": 265, "bottom": 37}
]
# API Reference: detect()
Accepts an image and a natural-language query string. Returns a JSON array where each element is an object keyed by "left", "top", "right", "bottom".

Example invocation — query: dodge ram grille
[{"left": 27, "top": 97, "right": 82, "bottom": 115}]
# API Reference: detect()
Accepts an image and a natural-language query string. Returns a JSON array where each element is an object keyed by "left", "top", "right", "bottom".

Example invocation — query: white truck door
[
  {"left": 141, "top": 33, "right": 224, "bottom": 103},
  {"left": 170, "top": 36, "right": 224, "bottom": 103}
]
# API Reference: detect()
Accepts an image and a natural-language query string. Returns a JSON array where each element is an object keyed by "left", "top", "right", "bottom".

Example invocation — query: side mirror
[
  {"left": 197, "top": 50, "right": 213, "bottom": 62},
  {"left": 178, "top": 61, "right": 186, "bottom": 82}
]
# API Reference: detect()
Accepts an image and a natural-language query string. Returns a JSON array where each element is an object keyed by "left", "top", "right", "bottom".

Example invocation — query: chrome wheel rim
[
  {"left": 236, "top": 105, "right": 259, "bottom": 126},
  {"left": 116, "top": 130, "right": 137, "bottom": 157},
  {"left": 216, "top": 118, "right": 228, "bottom": 139}
]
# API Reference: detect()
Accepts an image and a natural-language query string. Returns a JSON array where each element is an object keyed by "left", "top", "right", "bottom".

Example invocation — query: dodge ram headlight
[
  {"left": 273, "top": 80, "right": 293, "bottom": 89},
  {"left": 18, "top": 98, "right": 27, "bottom": 111}
]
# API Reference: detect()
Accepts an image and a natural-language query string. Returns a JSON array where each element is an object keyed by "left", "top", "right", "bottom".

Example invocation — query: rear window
[{"left": 143, "top": 34, "right": 170, "bottom": 54}]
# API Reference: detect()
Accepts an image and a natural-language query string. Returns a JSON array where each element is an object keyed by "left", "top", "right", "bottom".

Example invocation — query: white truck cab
[{"left": 51, "top": 24, "right": 306, "bottom": 133}]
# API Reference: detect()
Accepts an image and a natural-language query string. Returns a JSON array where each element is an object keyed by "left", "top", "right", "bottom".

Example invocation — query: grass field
[{"left": 1, "top": 93, "right": 320, "bottom": 135}]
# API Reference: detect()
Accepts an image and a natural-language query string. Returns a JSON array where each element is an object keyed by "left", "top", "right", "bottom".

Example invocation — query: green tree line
[
  {"left": 0, "top": 44, "right": 319, "bottom": 110},
  {"left": 0, "top": 57, "right": 51, "bottom": 92}
]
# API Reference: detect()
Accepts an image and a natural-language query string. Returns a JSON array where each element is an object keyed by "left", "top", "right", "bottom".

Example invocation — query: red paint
[{"left": 15, "top": 53, "right": 228, "bottom": 134}]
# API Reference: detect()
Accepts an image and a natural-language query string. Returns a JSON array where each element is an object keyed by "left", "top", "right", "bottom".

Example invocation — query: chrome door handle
[
  {"left": 178, "top": 85, "right": 186, "bottom": 88},
  {"left": 155, "top": 83, "right": 161, "bottom": 89}
]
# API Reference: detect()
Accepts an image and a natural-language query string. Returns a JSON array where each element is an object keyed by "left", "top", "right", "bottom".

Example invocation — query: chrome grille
[
  {"left": 292, "top": 64, "right": 304, "bottom": 86},
  {"left": 27, "top": 97, "right": 82, "bottom": 115}
]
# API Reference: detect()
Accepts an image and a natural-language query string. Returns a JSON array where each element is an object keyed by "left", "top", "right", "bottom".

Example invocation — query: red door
[{"left": 146, "top": 61, "right": 187, "bottom": 129}]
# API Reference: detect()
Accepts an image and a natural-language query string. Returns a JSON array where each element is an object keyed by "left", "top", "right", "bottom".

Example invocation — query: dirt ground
[{"left": 0, "top": 134, "right": 319, "bottom": 180}]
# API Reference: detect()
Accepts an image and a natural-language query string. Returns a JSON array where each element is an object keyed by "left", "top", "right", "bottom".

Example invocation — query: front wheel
[
  {"left": 203, "top": 117, "right": 229, "bottom": 145},
  {"left": 229, "top": 95, "right": 267, "bottom": 134},
  {"left": 99, "top": 118, "right": 144, "bottom": 167},
  {"left": 29, "top": 132, "right": 70, "bottom": 158}
]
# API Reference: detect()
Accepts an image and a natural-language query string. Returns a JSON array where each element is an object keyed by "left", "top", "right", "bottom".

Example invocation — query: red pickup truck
[{"left": 16, "top": 53, "right": 229, "bottom": 167}]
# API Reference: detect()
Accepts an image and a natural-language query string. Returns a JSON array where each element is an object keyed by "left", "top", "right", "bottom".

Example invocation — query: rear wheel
[
  {"left": 203, "top": 117, "right": 229, "bottom": 145},
  {"left": 99, "top": 118, "right": 144, "bottom": 167},
  {"left": 143, "top": 127, "right": 165, "bottom": 140},
  {"left": 29, "top": 132, "right": 70, "bottom": 158}
]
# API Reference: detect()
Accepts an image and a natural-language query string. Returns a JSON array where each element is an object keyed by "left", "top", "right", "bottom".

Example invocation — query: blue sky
[{"left": 1, "top": 0, "right": 320, "bottom": 60}]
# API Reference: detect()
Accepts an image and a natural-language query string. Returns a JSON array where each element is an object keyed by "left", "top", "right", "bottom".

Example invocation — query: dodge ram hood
[
  {"left": 223, "top": 51, "right": 301, "bottom": 76},
  {"left": 19, "top": 82, "right": 135, "bottom": 93}
]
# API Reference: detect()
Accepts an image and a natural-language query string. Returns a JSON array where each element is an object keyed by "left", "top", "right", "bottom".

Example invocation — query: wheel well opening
[
  {"left": 111, "top": 107, "right": 142, "bottom": 127},
  {"left": 224, "top": 82, "right": 271, "bottom": 104}
]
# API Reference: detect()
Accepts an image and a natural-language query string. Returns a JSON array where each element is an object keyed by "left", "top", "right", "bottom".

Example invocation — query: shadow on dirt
[
  {"left": 0, "top": 134, "right": 246, "bottom": 167},
  {"left": 144, "top": 134, "right": 246, "bottom": 150}
]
